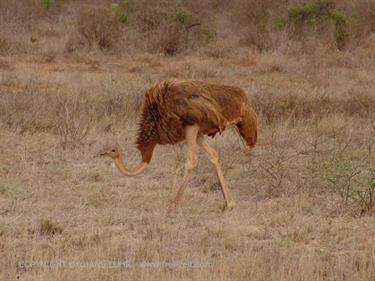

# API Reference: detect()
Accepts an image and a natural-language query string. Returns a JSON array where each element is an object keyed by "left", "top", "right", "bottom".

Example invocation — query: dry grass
[
  {"left": 1, "top": 1, "right": 375, "bottom": 280},
  {"left": 2, "top": 0, "right": 375, "bottom": 58}
]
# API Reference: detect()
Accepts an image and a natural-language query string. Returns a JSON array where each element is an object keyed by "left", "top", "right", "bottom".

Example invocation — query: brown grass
[{"left": 1, "top": 1, "right": 375, "bottom": 280}]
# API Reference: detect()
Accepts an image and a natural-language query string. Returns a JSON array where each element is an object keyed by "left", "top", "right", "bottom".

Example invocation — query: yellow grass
[
  {"left": 1, "top": 1, "right": 375, "bottom": 280},
  {"left": 1, "top": 48, "right": 374, "bottom": 280}
]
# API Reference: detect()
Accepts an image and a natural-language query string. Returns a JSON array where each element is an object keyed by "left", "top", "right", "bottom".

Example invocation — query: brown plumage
[
  {"left": 136, "top": 80, "right": 257, "bottom": 161},
  {"left": 101, "top": 80, "right": 257, "bottom": 211}
]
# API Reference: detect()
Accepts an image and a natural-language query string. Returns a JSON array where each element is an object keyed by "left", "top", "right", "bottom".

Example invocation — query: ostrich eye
[{"left": 112, "top": 149, "right": 116, "bottom": 152}]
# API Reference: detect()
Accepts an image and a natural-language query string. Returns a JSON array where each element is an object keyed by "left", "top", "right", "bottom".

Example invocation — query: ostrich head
[{"left": 100, "top": 143, "right": 121, "bottom": 159}]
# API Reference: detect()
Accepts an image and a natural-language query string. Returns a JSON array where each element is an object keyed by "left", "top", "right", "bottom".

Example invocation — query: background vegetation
[{"left": 0, "top": 0, "right": 374, "bottom": 280}]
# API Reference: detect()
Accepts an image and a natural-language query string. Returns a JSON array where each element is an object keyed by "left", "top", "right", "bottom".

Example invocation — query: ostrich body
[{"left": 101, "top": 80, "right": 257, "bottom": 210}]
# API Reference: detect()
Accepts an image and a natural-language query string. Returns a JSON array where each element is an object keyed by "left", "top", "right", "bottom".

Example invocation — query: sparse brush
[
  {"left": 0, "top": 90, "right": 55, "bottom": 134},
  {"left": 282, "top": 0, "right": 348, "bottom": 50},
  {"left": 67, "top": 7, "right": 121, "bottom": 53},
  {"left": 309, "top": 155, "right": 375, "bottom": 214},
  {"left": 122, "top": 1, "right": 212, "bottom": 55},
  {"left": 56, "top": 96, "right": 96, "bottom": 149},
  {"left": 41, "top": 0, "right": 54, "bottom": 10},
  {"left": 1, "top": 2, "right": 375, "bottom": 280},
  {"left": 0, "top": 38, "right": 12, "bottom": 56},
  {"left": 254, "top": 90, "right": 375, "bottom": 125},
  {"left": 175, "top": 8, "right": 193, "bottom": 26},
  {"left": 233, "top": 0, "right": 283, "bottom": 51},
  {"left": 111, "top": 3, "right": 128, "bottom": 24},
  {"left": 38, "top": 219, "right": 63, "bottom": 236},
  {"left": 1, "top": 0, "right": 375, "bottom": 56}
]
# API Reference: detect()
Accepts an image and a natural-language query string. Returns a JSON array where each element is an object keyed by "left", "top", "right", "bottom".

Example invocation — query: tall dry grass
[
  {"left": 0, "top": 1, "right": 375, "bottom": 281},
  {"left": 1, "top": 0, "right": 375, "bottom": 57}
]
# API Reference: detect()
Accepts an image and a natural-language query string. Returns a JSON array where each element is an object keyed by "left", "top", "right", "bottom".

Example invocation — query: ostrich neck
[
  {"left": 112, "top": 141, "right": 156, "bottom": 177},
  {"left": 113, "top": 156, "right": 148, "bottom": 177}
]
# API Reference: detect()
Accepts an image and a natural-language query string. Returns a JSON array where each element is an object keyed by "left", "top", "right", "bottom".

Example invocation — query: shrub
[
  {"left": 38, "top": 219, "right": 63, "bottom": 236},
  {"left": 67, "top": 7, "right": 121, "bottom": 53},
  {"left": 175, "top": 8, "right": 193, "bottom": 26},
  {"left": 0, "top": 79, "right": 141, "bottom": 148},
  {"left": 111, "top": 3, "right": 128, "bottom": 24},
  {"left": 341, "top": 0, "right": 375, "bottom": 45},
  {"left": 159, "top": 11, "right": 212, "bottom": 56},
  {"left": 121, "top": 0, "right": 213, "bottom": 55},
  {"left": 284, "top": 0, "right": 348, "bottom": 50},
  {"left": 233, "top": 0, "right": 282, "bottom": 51},
  {"left": 310, "top": 157, "right": 375, "bottom": 214},
  {"left": 287, "top": 0, "right": 334, "bottom": 23},
  {"left": 41, "top": 0, "right": 54, "bottom": 10},
  {"left": 56, "top": 95, "right": 96, "bottom": 149},
  {"left": 0, "top": 38, "right": 12, "bottom": 55},
  {"left": 330, "top": 10, "right": 348, "bottom": 49}
]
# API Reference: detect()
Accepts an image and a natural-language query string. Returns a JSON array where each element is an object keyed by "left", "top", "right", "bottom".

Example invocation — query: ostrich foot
[{"left": 222, "top": 201, "right": 236, "bottom": 211}]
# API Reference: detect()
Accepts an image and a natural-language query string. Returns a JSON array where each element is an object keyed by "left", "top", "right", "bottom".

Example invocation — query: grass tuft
[{"left": 38, "top": 219, "right": 63, "bottom": 236}]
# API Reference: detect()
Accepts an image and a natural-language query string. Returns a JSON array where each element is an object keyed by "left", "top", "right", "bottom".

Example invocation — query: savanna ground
[{"left": 0, "top": 1, "right": 375, "bottom": 280}]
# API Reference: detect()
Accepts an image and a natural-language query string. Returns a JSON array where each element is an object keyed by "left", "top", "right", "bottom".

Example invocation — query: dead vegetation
[
  {"left": 0, "top": 1, "right": 375, "bottom": 281},
  {"left": 1, "top": 0, "right": 375, "bottom": 57}
]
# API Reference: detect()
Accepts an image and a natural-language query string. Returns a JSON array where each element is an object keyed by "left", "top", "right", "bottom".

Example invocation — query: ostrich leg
[
  {"left": 198, "top": 138, "right": 235, "bottom": 210},
  {"left": 171, "top": 125, "right": 199, "bottom": 210}
]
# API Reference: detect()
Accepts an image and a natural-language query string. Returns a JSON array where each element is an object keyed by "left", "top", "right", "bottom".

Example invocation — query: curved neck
[
  {"left": 113, "top": 157, "right": 148, "bottom": 177},
  {"left": 112, "top": 141, "right": 156, "bottom": 177}
]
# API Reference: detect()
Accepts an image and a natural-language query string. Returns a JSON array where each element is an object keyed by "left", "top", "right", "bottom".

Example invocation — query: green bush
[
  {"left": 330, "top": 10, "right": 348, "bottom": 50},
  {"left": 310, "top": 157, "right": 375, "bottom": 214},
  {"left": 111, "top": 3, "right": 128, "bottom": 24},
  {"left": 41, "top": 0, "right": 54, "bottom": 10},
  {"left": 123, "top": 1, "right": 212, "bottom": 55},
  {"left": 175, "top": 8, "right": 193, "bottom": 26},
  {"left": 283, "top": 0, "right": 348, "bottom": 50},
  {"left": 288, "top": 0, "right": 333, "bottom": 24}
]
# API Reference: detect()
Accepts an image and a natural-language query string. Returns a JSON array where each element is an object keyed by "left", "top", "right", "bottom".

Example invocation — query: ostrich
[{"left": 100, "top": 80, "right": 257, "bottom": 211}]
